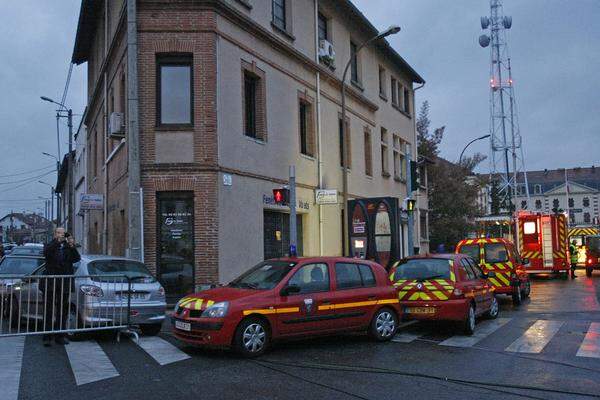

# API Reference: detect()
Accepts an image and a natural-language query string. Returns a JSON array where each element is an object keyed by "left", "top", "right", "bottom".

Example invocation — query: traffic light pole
[
  {"left": 289, "top": 166, "right": 297, "bottom": 256},
  {"left": 406, "top": 147, "right": 415, "bottom": 256}
]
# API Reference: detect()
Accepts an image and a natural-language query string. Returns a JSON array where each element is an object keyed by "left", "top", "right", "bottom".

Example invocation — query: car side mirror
[
  {"left": 485, "top": 271, "right": 496, "bottom": 278},
  {"left": 280, "top": 284, "right": 301, "bottom": 297}
]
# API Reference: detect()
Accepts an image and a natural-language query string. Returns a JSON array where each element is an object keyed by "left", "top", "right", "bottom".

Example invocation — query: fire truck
[{"left": 514, "top": 211, "right": 570, "bottom": 277}]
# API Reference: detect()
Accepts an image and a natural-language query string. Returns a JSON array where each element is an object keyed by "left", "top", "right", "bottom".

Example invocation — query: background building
[
  {"left": 71, "top": 0, "right": 427, "bottom": 300},
  {"left": 0, "top": 212, "right": 52, "bottom": 244}
]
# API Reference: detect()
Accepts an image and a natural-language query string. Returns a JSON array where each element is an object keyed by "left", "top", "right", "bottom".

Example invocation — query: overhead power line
[
  {"left": 0, "top": 164, "right": 56, "bottom": 178},
  {"left": 0, "top": 170, "right": 56, "bottom": 186}
]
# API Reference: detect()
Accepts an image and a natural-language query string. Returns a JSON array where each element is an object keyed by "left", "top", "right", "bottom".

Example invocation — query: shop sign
[
  {"left": 80, "top": 194, "right": 104, "bottom": 210},
  {"left": 353, "top": 221, "right": 366, "bottom": 234},
  {"left": 315, "top": 189, "right": 338, "bottom": 205},
  {"left": 162, "top": 212, "right": 192, "bottom": 240}
]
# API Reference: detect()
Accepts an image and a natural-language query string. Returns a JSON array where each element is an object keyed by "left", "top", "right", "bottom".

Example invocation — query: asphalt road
[{"left": 3, "top": 271, "right": 600, "bottom": 400}]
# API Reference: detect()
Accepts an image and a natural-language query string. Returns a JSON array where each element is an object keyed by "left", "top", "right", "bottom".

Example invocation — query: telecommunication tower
[{"left": 479, "top": 0, "right": 530, "bottom": 212}]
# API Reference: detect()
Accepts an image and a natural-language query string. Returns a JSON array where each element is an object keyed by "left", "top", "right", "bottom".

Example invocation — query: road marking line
[
  {"left": 577, "top": 322, "right": 600, "bottom": 359},
  {"left": 392, "top": 332, "right": 423, "bottom": 343},
  {"left": 505, "top": 320, "right": 564, "bottom": 354},
  {"left": 0, "top": 337, "right": 25, "bottom": 400},
  {"left": 136, "top": 336, "right": 190, "bottom": 366},
  {"left": 65, "top": 340, "right": 119, "bottom": 385},
  {"left": 439, "top": 318, "right": 511, "bottom": 347}
]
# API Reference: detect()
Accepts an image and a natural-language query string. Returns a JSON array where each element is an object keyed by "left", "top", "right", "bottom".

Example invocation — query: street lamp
[
  {"left": 459, "top": 134, "right": 491, "bottom": 165},
  {"left": 341, "top": 25, "right": 401, "bottom": 255},
  {"left": 41, "top": 95, "right": 73, "bottom": 234}
]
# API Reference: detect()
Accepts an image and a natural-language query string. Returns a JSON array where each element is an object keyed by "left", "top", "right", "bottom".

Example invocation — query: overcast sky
[{"left": 0, "top": 0, "right": 598, "bottom": 219}]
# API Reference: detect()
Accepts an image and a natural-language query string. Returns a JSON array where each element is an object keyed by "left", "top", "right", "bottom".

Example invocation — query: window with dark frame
[
  {"left": 272, "top": 0, "right": 286, "bottom": 31},
  {"left": 381, "top": 127, "right": 389, "bottom": 176},
  {"left": 298, "top": 98, "right": 314, "bottom": 157},
  {"left": 242, "top": 61, "right": 266, "bottom": 141},
  {"left": 350, "top": 41, "right": 358, "bottom": 83},
  {"left": 318, "top": 12, "right": 328, "bottom": 42},
  {"left": 378, "top": 66, "right": 386, "bottom": 98},
  {"left": 391, "top": 77, "right": 398, "bottom": 105},
  {"left": 119, "top": 72, "right": 126, "bottom": 123},
  {"left": 364, "top": 128, "right": 372, "bottom": 176},
  {"left": 244, "top": 71, "right": 258, "bottom": 138},
  {"left": 339, "top": 118, "right": 351, "bottom": 168},
  {"left": 403, "top": 87, "right": 410, "bottom": 114},
  {"left": 420, "top": 210, "right": 428, "bottom": 240},
  {"left": 157, "top": 55, "right": 192, "bottom": 126}
]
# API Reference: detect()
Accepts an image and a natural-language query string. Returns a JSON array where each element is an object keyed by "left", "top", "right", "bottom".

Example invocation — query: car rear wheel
[
  {"left": 586, "top": 268, "right": 593, "bottom": 277},
  {"left": 140, "top": 323, "right": 162, "bottom": 336},
  {"left": 369, "top": 308, "right": 398, "bottom": 341},
  {"left": 463, "top": 304, "right": 476, "bottom": 336},
  {"left": 512, "top": 286, "right": 522, "bottom": 306},
  {"left": 485, "top": 296, "right": 499, "bottom": 319},
  {"left": 234, "top": 317, "right": 270, "bottom": 358},
  {"left": 521, "top": 281, "right": 531, "bottom": 298}
]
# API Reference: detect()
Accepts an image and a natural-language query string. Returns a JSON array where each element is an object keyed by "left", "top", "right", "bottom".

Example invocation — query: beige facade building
[{"left": 72, "top": 0, "right": 427, "bottom": 300}]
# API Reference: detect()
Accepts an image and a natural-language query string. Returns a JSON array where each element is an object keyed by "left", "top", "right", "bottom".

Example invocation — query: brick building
[{"left": 71, "top": 0, "right": 427, "bottom": 300}]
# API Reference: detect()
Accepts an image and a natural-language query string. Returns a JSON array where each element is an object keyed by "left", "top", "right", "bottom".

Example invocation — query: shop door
[
  {"left": 157, "top": 192, "right": 195, "bottom": 302},
  {"left": 264, "top": 211, "right": 303, "bottom": 259}
]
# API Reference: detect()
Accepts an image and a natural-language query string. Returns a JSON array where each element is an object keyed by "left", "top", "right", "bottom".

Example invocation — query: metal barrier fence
[{"left": 0, "top": 274, "right": 136, "bottom": 339}]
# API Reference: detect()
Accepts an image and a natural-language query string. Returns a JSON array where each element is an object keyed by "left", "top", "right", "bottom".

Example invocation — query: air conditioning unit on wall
[
  {"left": 109, "top": 112, "right": 125, "bottom": 138},
  {"left": 318, "top": 39, "right": 335, "bottom": 67}
]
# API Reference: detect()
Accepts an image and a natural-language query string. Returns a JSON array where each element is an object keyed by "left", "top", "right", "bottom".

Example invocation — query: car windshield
[
  {"left": 87, "top": 260, "right": 156, "bottom": 283},
  {"left": 0, "top": 257, "right": 45, "bottom": 275},
  {"left": 392, "top": 258, "right": 451, "bottom": 281},
  {"left": 459, "top": 244, "right": 480, "bottom": 261},
  {"left": 484, "top": 243, "right": 509, "bottom": 263},
  {"left": 11, "top": 247, "right": 44, "bottom": 256},
  {"left": 229, "top": 261, "right": 296, "bottom": 290}
]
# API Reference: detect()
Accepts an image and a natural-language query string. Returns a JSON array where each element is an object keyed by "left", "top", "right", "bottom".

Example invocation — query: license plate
[
  {"left": 405, "top": 307, "right": 435, "bottom": 314},
  {"left": 175, "top": 320, "right": 191, "bottom": 332},
  {"left": 118, "top": 293, "right": 149, "bottom": 300}
]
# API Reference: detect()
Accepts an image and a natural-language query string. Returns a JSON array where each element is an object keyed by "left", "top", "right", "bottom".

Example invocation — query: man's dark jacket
[{"left": 43, "top": 239, "right": 81, "bottom": 275}]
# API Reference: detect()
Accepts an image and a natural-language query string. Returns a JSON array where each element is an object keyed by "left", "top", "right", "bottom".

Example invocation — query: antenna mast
[{"left": 479, "top": 0, "right": 530, "bottom": 212}]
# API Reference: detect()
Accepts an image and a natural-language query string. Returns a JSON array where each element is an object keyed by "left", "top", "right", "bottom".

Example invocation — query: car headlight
[
  {"left": 80, "top": 285, "right": 104, "bottom": 297},
  {"left": 201, "top": 301, "right": 229, "bottom": 318}
]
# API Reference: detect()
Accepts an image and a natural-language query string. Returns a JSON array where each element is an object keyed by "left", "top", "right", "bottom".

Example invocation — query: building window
[
  {"left": 380, "top": 127, "right": 389, "bottom": 177},
  {"left": 272, "top": 0, "right": 286, "bottom": 31},
  {"left": 242, "top": 61, "right": 266, "bottom": 141},
  {"left": 378, "top": 66, "right": 386, "bottom": 98},
  {"left": 318, "top": 12, "right": 328, "bottom": 42},
  {"left": 584, "top": 212, "right": 591, "bottom": 223},
  {"left": 298, "top": 93, "right": 315, "bottom": 157},
  {"left": 350, "top": 41, "right": 358, "bottom": 84},
  {"left": 119, "top": 71, "right": 127, "bottom": 124},
  {"left": 157, "top": 55, "right": 192, "bottom": 126},
  {"left": 393, "top": 135, "right": 405, "bottom": 180},
  {"left": 420, "top": 210, "right": 428, "bottom": 240},
  {"left": 339, "top": 118, "right": 351, "bottom": 168},
  {"left": 364, "top": 128, "right": 372, "bottom": 176},
  {"left": 535, "top": 199, "right": 542, "bottom": 209},
  {"left": 553, "top": 199, "right": 560, "bottom": 209},
  {"left": 403, "top": 87, "right": 410, "bottom": 115},
  {"left": 521, "top": 200, "right": 527, "bottom": 209},
  {"left": 583, "top": 197, "right": 590, "bottom": 207},
  {"left": 568, "top": 197, "right": 575, "bottom": 208},
  {"left": 390, "top": 77, "right": 398, "bottom": 106},
  {"left": 534, "top": 184, "right": 542, "bottom": 194}
]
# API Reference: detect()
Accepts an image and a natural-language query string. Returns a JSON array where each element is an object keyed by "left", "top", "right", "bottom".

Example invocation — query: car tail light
[
  {"left": 588, "top": 258, "right": 594, "bottom": 265},
  {"left": 158, "top": 286, "right": 165, "bottom": 296}
]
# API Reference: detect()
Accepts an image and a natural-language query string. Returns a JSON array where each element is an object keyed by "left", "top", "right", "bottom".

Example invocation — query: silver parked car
[{"left": 16, "top": 255, "right": 166, "bottom": 336}]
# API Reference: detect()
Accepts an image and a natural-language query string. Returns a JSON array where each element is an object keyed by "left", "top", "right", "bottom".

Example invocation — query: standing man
[
  {"left": 570, "top": 240, "right": 578, "bottom": 279},
  {"left": 42, "top": 227, "right": 81, "bottom": 346}
]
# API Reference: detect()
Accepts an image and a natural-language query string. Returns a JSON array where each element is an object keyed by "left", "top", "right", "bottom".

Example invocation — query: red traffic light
[{"left": 273, "top": 188, "right": 289, "bottom": 205}]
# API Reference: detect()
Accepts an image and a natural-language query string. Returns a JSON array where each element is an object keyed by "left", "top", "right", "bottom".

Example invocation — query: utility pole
[
  {"left": 289, "top": 166, "right": 297, "bottom": 256},
  {"left": 67, "top": 108, "right": 74, "bottom": 234}
]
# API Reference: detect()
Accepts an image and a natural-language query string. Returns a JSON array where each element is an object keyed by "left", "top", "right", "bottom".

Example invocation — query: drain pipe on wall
[
  {"left": 314, "top": 0, "right": 324, "bottom": 255},
  {"left": 412, "top": 81, "right": 425, "bottom": 248},
  {"left": 102, "top": 0, "right": 109, "bottom": 254}
]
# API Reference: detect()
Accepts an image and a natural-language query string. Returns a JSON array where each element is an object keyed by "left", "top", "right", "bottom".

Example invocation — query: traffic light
[
  {"left": 410, "top": 160, "right": 420, "bottom": 190},
  {"left": 403, "top": 197, "right": 416, "bottom": 212},
  {"left": 273, "top": 188, "right": 290, "bottom": 205}
]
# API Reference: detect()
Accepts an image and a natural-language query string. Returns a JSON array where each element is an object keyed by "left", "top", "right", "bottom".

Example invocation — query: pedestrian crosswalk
[
  {"left": 0, "top": 337, "right": 25, "bottom": 400},
  {"left": 393, "top": 318, "right": 600, "bottom": 358}
]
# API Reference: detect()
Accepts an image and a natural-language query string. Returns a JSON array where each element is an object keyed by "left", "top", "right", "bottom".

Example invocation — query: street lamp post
[
  {"left": 41, "top": 96, "right": 74, "bottom": 233},
  {"left": 341, "top": 25, "right": 401, "bottom": 255},
  {"left": 39, "top": 181, "right": 55, "bottom": 227},
  {"left": 459, "top": 134, "right": 491, "bottom": 165},
  {"left": 41, "top": 152, "right": 60, "bottom": 224}
]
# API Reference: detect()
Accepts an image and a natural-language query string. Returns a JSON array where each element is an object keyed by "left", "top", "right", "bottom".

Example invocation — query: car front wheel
[
  {"left": 521, "top": 281, "right": 531, "bottom": 298},
  {"left": 369, "top": 308, "right": 398, "bottom": 341},
  {"left": 234, "top": 317, "right": 270, "bottom": 358},
  {"left": 512, "top": 286, "right": 522, "bottom": 306},
  {"left": 485, "top": 296, "right": 499, "bottom": 319}
]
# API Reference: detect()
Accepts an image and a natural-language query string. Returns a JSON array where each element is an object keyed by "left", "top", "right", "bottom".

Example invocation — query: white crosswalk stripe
[
  {"left": 136, "top": 336, "right": 191, "bottom": 365},
  {"left": 65, "top": 340, "right": 120, "bottom": 385},
  {"left": 505, "top": 320, "right": 564, "bottom": 354},
  {"left": 439, "top": 318, "right": 511, "bottom": 348},
  {"left": 0, "top": 337, "right": 25, "bottom": 400},
  {"left": 577, "top": 322, "right": 600, "bottom": 359},
  {"left": 392, "top": 331, "right": 423, "bottom": 343}
]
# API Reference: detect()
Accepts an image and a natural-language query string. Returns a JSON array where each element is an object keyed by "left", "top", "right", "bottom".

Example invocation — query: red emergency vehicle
[
  {"left": 515, "top": 211, "right": 569, "bottom": 276},
  {"left": 171, "top": 257, "right": 401, "bottom": 356}
]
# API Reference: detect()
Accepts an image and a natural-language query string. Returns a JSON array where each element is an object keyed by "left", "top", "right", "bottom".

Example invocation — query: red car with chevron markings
[
  {"left": 171, "top": 257, "right": 401, "bottom": 356},
  {"left": 456, "top": 237, "right": 530, "bottom": 305},
  {"left": 389, "top": 254, "right": 499, "bottom": 335}
]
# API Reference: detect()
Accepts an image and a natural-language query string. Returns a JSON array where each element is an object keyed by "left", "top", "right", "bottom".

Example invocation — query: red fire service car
[
  {"left": 389, "top": 254, "right": 498, "bottom": 335},
  {"left": 171, "top": 257, "right": 401, "bottom": 356},
  {"left": 456, "top": 238, "right": 530, "bottom": 305}
]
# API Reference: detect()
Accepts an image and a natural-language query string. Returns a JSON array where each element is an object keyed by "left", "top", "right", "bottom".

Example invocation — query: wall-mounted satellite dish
[
  {"left": 503, "top": 16, "right": 512, "bottom": 29},
  {"left": 479, "top": 34, "right": 490, "bottom": 48},
  {"left": 481, "top": 16, "right": 490, "bottom": 29}
]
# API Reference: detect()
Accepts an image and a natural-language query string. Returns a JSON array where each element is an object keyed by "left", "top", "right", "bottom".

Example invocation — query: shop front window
[{"left": 375, "top": 203, "right": 392, "bottom": 268}]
